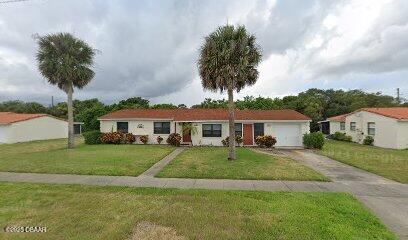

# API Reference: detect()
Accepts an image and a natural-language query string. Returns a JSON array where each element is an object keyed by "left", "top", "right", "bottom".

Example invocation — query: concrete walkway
[{"left": 0, "top": 148, "right": 407, "bottom": 238}]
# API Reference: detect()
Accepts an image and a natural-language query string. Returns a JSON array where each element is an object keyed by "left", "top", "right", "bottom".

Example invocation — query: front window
[
  {"left": 340, "top": 122, "right": 345, "bottom": 131},
  {"left": 202, "top": 124, "right": 222, "bottom": 137},
  {"left": 367, "top": 122, "right": 375, "bottom": 135},
  {"left": 235, "top": 123, "right": 242, "bottom": 137},
  {"left": 117, "top": 122, "right": 128, "bottom": 133},
  {"left": 350, "top": 122, "right": 356, "bottom": 131},
  {"left": 154, "top": 122, "right": 170, "bottom": 134},
  {"left": 254, "top": 123, "right": 264, "bottom": 139}
]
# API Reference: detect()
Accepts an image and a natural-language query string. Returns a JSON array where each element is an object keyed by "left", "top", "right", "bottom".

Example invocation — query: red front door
[
  {"left": 183, "top": 129, "right": 192, "bottom": 142},
  {"left": 243, "top": 124, "right": 253, "bottom": 145}
]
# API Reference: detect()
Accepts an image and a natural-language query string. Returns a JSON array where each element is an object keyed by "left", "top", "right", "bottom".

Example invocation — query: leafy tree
[
  {"left": 76, "top": 105, "right": 107, "bottom": 132},
  {"left": 198, "top": 25, "right": 262, "bottom": 160},
  {"left": 151, "top": 103, "right": 178, "bottom": 109},
  {"left": 191, "top": 98, "right": 228, "bottom": 108},
  {"left": 36, "top": 33, "right": 95, "bottom": 148},
  {"left": 110, "top": 97, "right": 149, "bottom": 111}
]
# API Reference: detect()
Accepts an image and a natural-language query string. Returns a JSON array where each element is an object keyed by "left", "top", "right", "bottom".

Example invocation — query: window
[
  {"left": 350, "top": 122, "right": 356, "bottom": 131},
  {"left": 202, "top": 124, "right": 222, "bottom": 137},
  {"left": 254, "top": 123, "right": 264, "bottom": 139},
  {"left": 117, "top": 122, "right": 128, "bottom": 133},
  {"left": 340, "top": 122, "right": 345, "bottom": 131},
  {"left": 154, "top": 122, "right": 170, "bottom": 134},
  {"left": 367, "top": 122, "right": 375, "bottom": 135},
  {"left": 235, "top": 123, "right": 242, "bottom": 137}
]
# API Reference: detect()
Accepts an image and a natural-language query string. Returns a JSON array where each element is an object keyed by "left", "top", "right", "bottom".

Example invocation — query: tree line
[{"left": 1, "top": 88, "right": 405, "bottom": 132}]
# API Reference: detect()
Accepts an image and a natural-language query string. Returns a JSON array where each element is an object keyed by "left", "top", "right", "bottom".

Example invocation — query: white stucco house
[
  {"left": 98, "top": 109, "right": 311, "bottom": 148},
  {"left": 318, "top": 114, "right": 348, "bottom": 135},
  {"left": 0, "top": 112, "right": 68, "bottom": 144},
  {"left": 322, "top": 107, "right": 408, "bottom": 149}
]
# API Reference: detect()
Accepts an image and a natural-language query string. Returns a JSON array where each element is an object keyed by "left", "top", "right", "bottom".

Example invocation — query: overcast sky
[{"left": 0, "top": 0, "right": 407, "bottom": 106}]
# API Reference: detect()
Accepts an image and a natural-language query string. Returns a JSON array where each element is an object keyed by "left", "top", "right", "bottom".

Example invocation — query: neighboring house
[
  {"left": 346, "top": 108, "right": 408, "bottom": 149},
  {"left": 321, "top": 107, "right": 408, "bottom": 149},
  {"left": 318, "top": 114, "right": 347, "bottom": 134},
  {"left": 98, "top": 109, "right": 311, "bottom": 147},
  {"left": 0, "top": 112, "right": 68, "bottom": 144},
  {"left": 74, "top": 122, "right": 84, "bottom": 135}
]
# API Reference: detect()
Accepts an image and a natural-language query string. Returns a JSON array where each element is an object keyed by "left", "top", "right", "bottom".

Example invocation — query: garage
[
  {"left": 0, "top": 112, "right": 67, "bottom": 144},
  {"left": 271, "top": 123, "right": 302, "bottom": 147}
]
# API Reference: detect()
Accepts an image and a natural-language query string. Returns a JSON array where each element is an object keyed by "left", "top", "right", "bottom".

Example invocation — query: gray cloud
[{"left": 0, "top": 0, "right": 407, "bottom": 105}]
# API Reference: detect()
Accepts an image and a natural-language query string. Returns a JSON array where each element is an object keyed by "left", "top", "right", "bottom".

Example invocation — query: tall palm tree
[
  {"left": 198, "top": 25, "right": 262, "bottom": 160},
  {"left": 36, "top": 33, "right": 95, "bottom": 149}
]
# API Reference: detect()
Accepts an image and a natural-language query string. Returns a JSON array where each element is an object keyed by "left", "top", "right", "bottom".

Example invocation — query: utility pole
[
  {"left": 51, "top": 96, "right": 54, "bottom": 107},
  {"left": 397, "top": 88, "right": 400, "bottom": 104}
]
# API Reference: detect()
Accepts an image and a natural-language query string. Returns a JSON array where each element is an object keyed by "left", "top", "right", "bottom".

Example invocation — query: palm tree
[
  {"left": 198, "top": 25, "right": 262, "bottom": 160},
  {"left": 36, "top": 33, "right": 95, "bottom": 149}
]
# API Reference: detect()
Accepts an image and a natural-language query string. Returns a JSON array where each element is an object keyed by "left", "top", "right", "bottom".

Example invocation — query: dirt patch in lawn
[{"left": 129, "top": 221, "right": 187, "bottom": 240}]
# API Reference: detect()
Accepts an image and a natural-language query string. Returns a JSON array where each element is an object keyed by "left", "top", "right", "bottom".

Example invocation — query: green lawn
[
  {"left": 157, "top": 147, "right": 328, "bottom": 181},
  {"left": 0, "top": 183, "right": 395, "bottom": 240},
  {"left": 0, "top": 138, "right": 174, "bottom": 176},
  {"left": 320, "top": 140, "right": 408, "bottom": 183}
]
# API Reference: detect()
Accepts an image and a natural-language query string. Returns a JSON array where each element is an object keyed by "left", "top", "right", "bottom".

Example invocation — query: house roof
[
  {"left": 0, "top": 112, "right": 66, "bottom": 125},
  {"left": 327, "top": 113, "right": 348, "bottom": 122},
  {"left": 357, "top": 107, "right": 408, "bottom": 120},
  {"left": 98, "top": 109, "right": 311, "bottom": 121}
]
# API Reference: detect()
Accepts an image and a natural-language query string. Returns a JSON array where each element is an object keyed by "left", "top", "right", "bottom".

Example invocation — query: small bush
[
  {"left": 139, "top": 135, "right": 148, "bottom": 144},
  {"left": 303, "top": 132, "right": 325, "bottom": 149},
  {"left": 166, "top": 133, "right": 182, "bottom": 146},
  {"left": 221, "top": 135, "right": 244, "bottom": 147},
  {"left": 100, "top": 132, "right": 124, "bottom": 144},
  {"left": 83, "top": 130, "right": 102, "bottom": 145},
  {"left": 332, "top": 132, "right": 352, "bottom": 142},
  {"left": 124, "top": 133, "right": 136, "bottom": 144},
  {"left": 255, "top": 135, "right": 277, "bottom": 148},
  {"left": 363, "top": 136, "right": 374, "bottom": 145},
  {"left": 157, "top": 136, "right": 164, "bottom": 144}
]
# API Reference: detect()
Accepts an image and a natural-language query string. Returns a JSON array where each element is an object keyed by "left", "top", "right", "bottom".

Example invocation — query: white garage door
[{"left": 272, "top": 123, "right": 302, "bottom": 147}]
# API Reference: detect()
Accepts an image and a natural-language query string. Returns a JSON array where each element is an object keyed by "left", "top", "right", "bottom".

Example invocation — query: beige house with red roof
[
  {"left": 98, "top": 109, "right": 311, "bottom": 147},
  {"left": 323, "top": 107, "right": 408, "bottom": 149},
  {"left": 0, "top": 112, "right": 67, "bottom": 144}
]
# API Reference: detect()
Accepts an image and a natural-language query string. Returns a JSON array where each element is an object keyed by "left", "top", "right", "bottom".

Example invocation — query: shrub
[
  {"left": 83, "top": 130, "right": 102, "bottom": 145},
  {"left": 139, "top": 135, "right": 148, "bottom": 144},
  {"left": 157, "top": 136, "right": 164, "bottom": 144},
  {"left": 124, "top": 133, "right": 136, "bottom": 144},
  {"left": 100, "top": 132, "right": 124, "bottom": 144},
  {"left": 166, "top": 133, "right": 182, "bottom": 146},
  {"left": 221, "top": 135, "right": 244, "bottom": 147},
  {"left": 255, "top": 135, "right": 277, "bottom": 148},
  {"left": 303, "top": 132, "right": 325, "bottom": 149},
  {"left": 363, "top": 136, "right": 374, "bottom": 145},
  {"left": 332, "top": 132, "right": 352, "bottom": 142}
]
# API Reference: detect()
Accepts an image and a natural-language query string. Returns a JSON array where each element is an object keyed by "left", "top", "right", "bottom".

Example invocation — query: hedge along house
[
  {"left": 98, "top": 109, "right": 311, "bottom": 148},
  {"left": 0, "top": 112, "right": 68, "bottom": 144}
]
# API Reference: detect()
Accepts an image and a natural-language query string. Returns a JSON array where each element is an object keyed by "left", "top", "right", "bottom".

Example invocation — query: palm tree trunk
[
  {"left": 227, "top": 86, "right": 236, "bottom": 160},
  {"left": 67, "top": 84, "right": 75, "bottom": 149}
]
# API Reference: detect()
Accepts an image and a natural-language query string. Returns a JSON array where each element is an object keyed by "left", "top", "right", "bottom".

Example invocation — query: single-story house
[
  {"left": 0, "top": 112, "right": 68, "bottom": 144},
  {"left": 98, "top": 108, "right": 311, "bottom": 147},
  {"left": 318, "top": 114, "right": 348, "bottom": 134},
  {"left": 322, "top": 107, "right": 408, "bottom": 149}
]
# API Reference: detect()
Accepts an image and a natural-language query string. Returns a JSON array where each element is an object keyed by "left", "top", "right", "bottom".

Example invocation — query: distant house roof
[
  {"left": 98, "top": 109, "right": 311, "bottom": 121},
  {"left": 357, "top": 107, "right": 408, "bottom": 120},
  {"left": 0, "top": 112, "right": 66, "bottom": 125},
  {"left": 327, "top": 113, "right": 348, "bottom": 122}
]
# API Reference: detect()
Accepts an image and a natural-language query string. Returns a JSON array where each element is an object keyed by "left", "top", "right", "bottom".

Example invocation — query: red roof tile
[
  {"left": 98, "top": 109, "right": 311, "bottom": 121},
  {"left": 0, "top": 112, "right": 67, "bottom": 124},
  {"left": 359, "top": 107, "right": 408, "bottom": 120},
  {"left": 328, "top": 113, "right": 348, "bottom": 122},
  {"left": 0, "top": 112, "right": 48, "bottom": 124}
]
